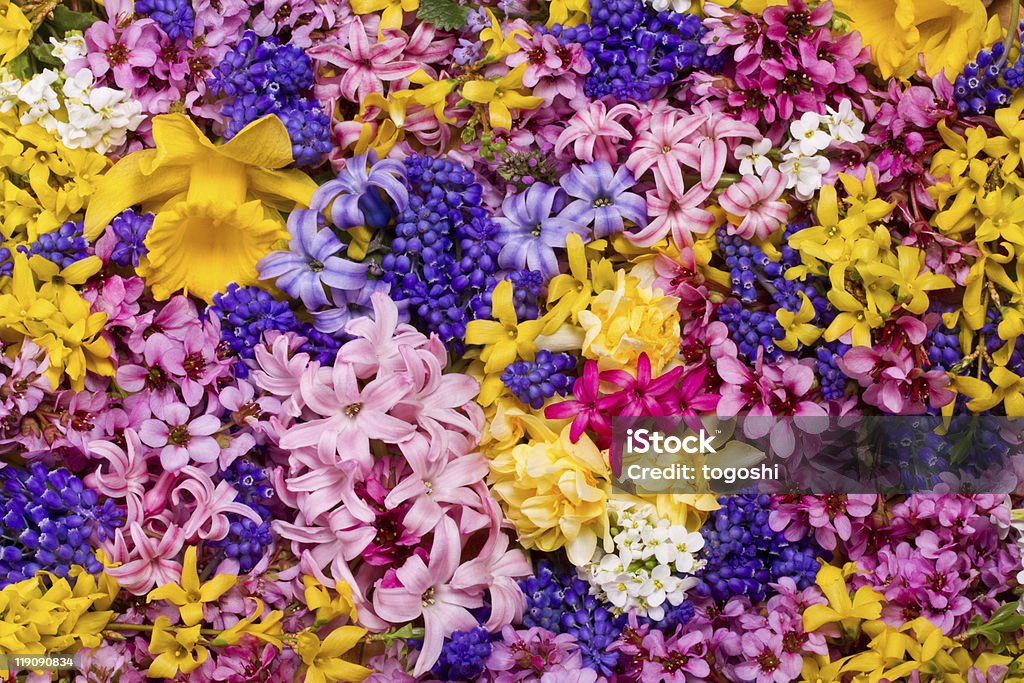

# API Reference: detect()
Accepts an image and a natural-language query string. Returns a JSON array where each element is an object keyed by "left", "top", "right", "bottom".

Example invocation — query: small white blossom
[
  {"left": 16, "top": 70, "right": 61, "bottom": 128},
  {"left": 49, "top": 33, "right": 88, "bottom": 65},
  {"left": 825, "top": 99, "right": 865, "bottom": 144},
  {"left": 647, "top": 0, "right": 691, "bottom": 12},
  {"left": 780, "top": 151, "right": 830, "bottom": 202},
  {"left": 735, "top": 138, "right": 774, "bottom": 177},
  {"left": 789, "top": 111, "right": 831, "bottom": 156}
]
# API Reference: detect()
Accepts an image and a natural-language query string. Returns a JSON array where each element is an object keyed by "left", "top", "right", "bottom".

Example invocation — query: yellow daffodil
[
  {"left": 776, "top": 293, "right": 822, "bottom": 351},
  {"left": 147, "top": 616, "right": 208, "bottom": 679},
  {"left": 488, "top": 425, "right": 612, "bottom": 565},
  {"left": 351, "top": 0, "right": 417, "bottom": 36},
  {"left": 0, "top": 0, "right": 31, "bottom": 66},
  {"left": 461, "top": 65, "right": 544, "bottom": 131},
  {"left": 834, "top": 0, "right": 1001, "bottom": 79},
  {"left": 803, "top": 564, "right": 883, "bottom": 634},
  {"left": 146, "top": 546, "right": 237, "bottom": 626},
  {"left": 578, "top": 268, "right": 681, "bottom": 372},
  {"left": 466, "top": 279, "right": 547, "bottom": 373},
  {"left": 303, "top": 577, "right": 359, "bottom": 627},
  {"left": 296, "top": 626, "right": 372, "bottom": 683},
  {"left": 83, "top": 114, "right": 317, "bottom": 302}
]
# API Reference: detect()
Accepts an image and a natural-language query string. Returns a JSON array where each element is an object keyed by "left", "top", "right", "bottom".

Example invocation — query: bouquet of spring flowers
[{"left": 2, "top": 0, "right": 1024, "bottom": 680}]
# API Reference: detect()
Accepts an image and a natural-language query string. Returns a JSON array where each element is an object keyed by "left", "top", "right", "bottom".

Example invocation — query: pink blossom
[
  {"left": 506, "top": 33, "right": 590, "bottom": 103},
  {"left": 373, "top": 516, "right": 484, "bottom": 676},
  {"left": 838, "top": 345, "right": 953, "bottom": 414},
  {"left": 172, "top": 466, "right": 264, "bottom": 542},
  {"left": 139, "top": 402, "right": 222, "bottom": 471},
  {"left": 115, "top": 333, "right": 185, "bottom": 407},
  {"left": 770, "top": 494, "right": 877, "bottom": 550},
  {"left": 80, "top": 20, "right": 162, "bottom": 90},
  {"left": 451, "top": 530, "right": 529, "bottom": 631},
  {"left": 554, "top": 101, "right": 637, "bottom": 164},
  {"left": 309, "top": 17, "right": 418, "bottom": 104},
  {"left": 629, "top": 180, "right": 714, "bottom": 248},
  {"left": 626, "top": 111, "right": 703, "bottom": 197},
  {"left": 104, "top": 523, "right": 185, "bottom": 595},
  {"left": 86, "top": 429, "right": 149, "bottom": 519},
  {"left": 718, "top": 169, "right": 790, "bottom": 240}
]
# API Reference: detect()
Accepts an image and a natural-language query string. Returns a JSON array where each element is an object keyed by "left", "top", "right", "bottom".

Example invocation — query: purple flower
[
  {"left": 311, "top": 152, "right": 408, "bottom": 229},
  {"left": 82, "top": 20, "right": 162, "bottom": 90},
  {"left": 258, "top": 209, "right": 368, "bottom": 310},
  {"left": 558, "top": 161, "right": 647, "bottom": 238},
  {"left": 139, "top": 402, "right": 221, "bottom": 471},
  {"left": 495, "top": 184, "right": 588, "bottom": 280}
]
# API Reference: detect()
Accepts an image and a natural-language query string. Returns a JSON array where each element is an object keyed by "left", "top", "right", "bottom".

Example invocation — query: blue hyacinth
[
  {"left": 134, "top": 0, "right": 194, "bottom": 39},
  {"left": 108, "top": 209, "right": 153, "bottom": 268},
  {"left": 519, "top": 561, "right": 626, "bottom": 676},
  {"left": 208, "top": 31, "right": 330, "bottom": 168},
  {"left": 431, "top": 627, "right": 492, "bottom": 681},
  {"left": 953, "top": 29, "right": 1024, "bottom": 116},
  {"left": 23, "top": 221, "right": 90, "bottom": 269},
  {"left": 501, "top": 351, "right": 577, "bottom": 409},
  {"left": 380, "top": 155, "right": 501, "bottom": 350},
  {"left": 697, "top": 494, "right": 823, "bottom": 603},
  {"left": 208, "top": 459, "right": 275, "bottom": 573},
  {"left": 0, "top": 464, "right": 121, "bottom": 586},
  {"left": 547, "top": 0, "right": 724, "bottom": 101},
  {"left": 209, "top": 284, "right": 300, "bottom": 368}
]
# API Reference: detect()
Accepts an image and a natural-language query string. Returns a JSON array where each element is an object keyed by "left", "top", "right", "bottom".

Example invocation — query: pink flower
[
  {"left": 104, "top": 523, "right": 185, "bottom": 595},
  {"left": 544, "top": 361, "right": 611, "bottom": 445},
  {"left": 372, "top": 516, "right": 484, "bottom": 676},
  {"left": 735, "top": 629, "right": 795, "bottom": 683},
  {"left": 309, "top": 17, "right": 418, "bottom": 104},
  {"left": 554, "top": 101, "right": 637, "bottom": 164},
  {"left": 770, "top": 494, "right": 877, "bottom": 550},
  {"left": 838, "top": 345, "right": 953, "bottom": 414},
  {"left": 675, "top": 107, "right": 760, "bottom": 190},
  {"left": 506, "top": 33, "right": 590, "bottom": 102},
  {"left": 597, "top": 353, "right": 685, "bottom": 416},
  {"left": 281, "top": 361, "right": 414, "bottom": 470},
  {"left": 115, "top": 333, "right": 185, "bottom": 407},
  {"left": 451, "top": 530, "right": 529, "bottom": 631},
  {"left": 718, "top": 169, "right": 790, "bottom": 240},
  {"left": 139, "top": 402, "right": 222, "bottom": 471},
  {"left": 172, "top": 466, "right": 264, "bottom": 542},
  {"left": 629, "top": 180, "right": 714, "bottom": 248},
  {"left": 86, "top": 428, "right": 149, "bottom": 519},
  {"left": 626, "top": 111, "right": 702, "bottom": 197},
  {"left": 81, "top": 20, "right": 162, "bottom": 90},
  {"left": 336, "top": 291, "right": 435, "bottom": 379}
]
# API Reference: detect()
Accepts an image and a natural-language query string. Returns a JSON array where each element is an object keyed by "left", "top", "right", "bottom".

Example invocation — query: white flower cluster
[
  {"left": 734, "top": 100, "right": 866, "bottom": 201},
  {"left": 0, "top": 34, "right": 144, "bottom": 154},
  {"left": 643, "top": 0, "right": 691, "bottom": 14},
  {"left": 579, "top": 500, "right": 705, "bottom": 620}
]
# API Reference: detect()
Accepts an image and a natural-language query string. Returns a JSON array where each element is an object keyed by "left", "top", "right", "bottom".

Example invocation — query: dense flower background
[{"left": 2, "top": 0, "right": 1024, "bottom": 680}]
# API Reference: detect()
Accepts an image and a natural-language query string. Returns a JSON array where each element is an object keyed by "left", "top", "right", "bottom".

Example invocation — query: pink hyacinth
[
  {"left": 626, "top": 110, "right": 703, "bottom": 198},
  {"left": 718, "top": 169, "right": 790, "bottom": 240},
  {"left": 309, "top": 17, "right": 418, "bottom": 104},
  {"left": 555, "top": 101, "right": 638, "bottom": 164}
]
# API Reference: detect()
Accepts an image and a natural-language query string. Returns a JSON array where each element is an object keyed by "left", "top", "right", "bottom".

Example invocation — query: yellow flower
[
  {"left": 546, "top": 0, "right": 589, "bottom": 27},
  {"left": 959, "top": 365, "right": 1024, "bottom": 415},
  {"left": 386, "top": 71, "right": 457, "bottom": 126},
  {"left": 351, "top": 0, "right": 417, "bottom": 36},
  {"left": 776, "top": 293, "right": 821, "bottom": 352},
  {"left": 83, "top": 114, "right": 317, "bottom": 302},
  {"left": 0, "top": 0, "right": 31, "bottom": 66},
  {"left": 488, "top": 425, "right": 612, "bottom": 565},
  {"left": 480, "top": 9, "right": 530, "bottom": 61},
  {"left": 546, "top": 233, "right": 598, "bottom": 326},
  {"left": 834, "top": 0, "right": 1001, "bottom": 79},
  {"left": 577, "top": 268, "right": 681, "bottom": 372},
  {"left": 147, "top": 546, "right": 237, "bottom": 626},
  {"left": 803, "top": 564, "right": 883, "bottom": 634},
  {"left": 465, "top": 279, "right": 546, "bottom": 373},
  {"left": 303, "top": 577, "right": 359, "bottom": 627},
  {"left": 211, "top": 598, "right": 284, "bottom": 648},
  {"left": 296, "top": 626, "right": 372, "bottom": 683},
  {"left": 858, "top": 245, "right": 953, "bottom": 314},
  {"left": 461, "top": 65, "right": 544, "bottom": 131},
  {"left": 147, "top": 616, "right": 208, "bottom": 679}
]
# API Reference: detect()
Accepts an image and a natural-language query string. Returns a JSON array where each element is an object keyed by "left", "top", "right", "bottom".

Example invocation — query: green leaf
[
  {"left": 30, "top": 43, "right": 61, "bottom": 67},
  {"left": 50, "top": 5, "right": 100, "bottom": 34},
  {"left": 416, "top": 0, "right": 470, "bottom": 31}
]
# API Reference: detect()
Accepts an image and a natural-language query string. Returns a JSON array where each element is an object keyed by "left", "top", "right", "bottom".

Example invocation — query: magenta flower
[
  {"left": 281, "top": 361, "right": 414, "bottom": 470},
  {"left": 718, "top": 169, "right": 790, "bottom": 240},
  {"left": 544, "top": 360, "right": 612, "bottom": 444},
  {"left": 770, "top": 494, "right": 877, "bottom": 551},
  {"left": 597, "top": 353, "right": 684, "bottom": 416},
  {"left": 82, "top": 20, "right": 162, "bottom": 90},
  {"left": 838, "top": 344, "right": 953, "bottom": 414},
  {"left": 372, "top": 516, "right": 484, "bottom": 676},
  {"left": 734, "top": 629, "right": 795, "bottom": 683},
  {"left": 308, "top": 17, "right": 418, "bottom": 104},
  {"left": 115, "top": 333, "right": 185, "bottom": 407},
  {"left": 506, "top": 32, "right": 590, "bottom": 102},
  {"left": 139, "top": 402, "right": 222, "bottom": 471}
]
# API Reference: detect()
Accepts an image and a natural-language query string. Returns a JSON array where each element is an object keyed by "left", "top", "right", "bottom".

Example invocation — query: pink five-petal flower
[
  {"left": 372, "top": 516, "right": 484, "bottom": 677},
  {"left": 308, "top": 17, "right": 418, "bottom": 103},
  {"left": 718, "top": 169, "right": 790, "bottom": 240},
  {"left": 282, "top": 361, "right": 413, "bottom": 471},
  {"left": 172, "top": 466, "right": 264, "bottom": 541},
  {"left": 138, "top": 402, "right": 221, "bottom": 471},
  {"left": 626, "top": 110, "right": 703, "bottom": 198},
  {"left": 104, "top": 523, "right": 186, "bottom": 595},
  {"left": 554, "top": 100, "right": 637, "bottom": 164},
  {"left": 385, "top": 438, "right": 489, "bottom": 536}
]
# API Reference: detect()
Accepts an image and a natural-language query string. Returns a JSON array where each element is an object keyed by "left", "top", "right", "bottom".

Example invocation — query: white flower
[
  {"left": 780, "top": 151, "right": 830, "bottom": 201},
  {"left": 789, "top": 112, "right": 831, "bottom": 156},
  {"left": 49, "top": 33, "right": 87, "bottom": 64},
  {"left": 0, "top": 70, "right": 20, "bottom": 114},
  {"left": 605, "top": 577, "right": 633, "bottom": 609},
  {"left": 54, "top": 70, "right": 145, "bottom": 153},
  {"left": 647, "top": 0, "right": 691, "bottom": 12},
  {"left": 825, "top": 99, "right": 865, "bottom": 144},
  {"left": 17, "top": 70, "right": 61, "bottom": 127},
  {"left": 735, "top": 138, "right": 773, "bottom": 177}
]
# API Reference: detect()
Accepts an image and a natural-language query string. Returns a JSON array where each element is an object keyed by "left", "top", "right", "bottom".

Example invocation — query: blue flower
[
  {"left": 258, "top": 209, "right": 368, "bottom": 310},
  {"left": 558, "top": 161, "right": 647, "bottom": 238},
  {"left": 495, "top": 184, "right": 588, "bottom": 280},
  {"left": 311, "top": 279, "right": 396, "bottom": 336},
  {"left": 311, "top": 152, "right": 408, "bottom": 229}
]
